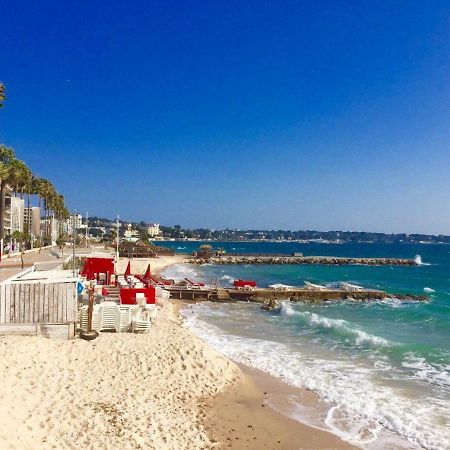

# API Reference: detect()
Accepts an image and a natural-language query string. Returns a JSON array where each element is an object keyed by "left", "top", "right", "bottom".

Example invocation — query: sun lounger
[{"left": 131, "top": 307, "right": 151, "bottom": 333}]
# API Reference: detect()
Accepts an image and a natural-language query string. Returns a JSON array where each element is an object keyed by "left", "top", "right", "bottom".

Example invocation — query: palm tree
[
  {"left": 23, "top": 171, "right": 34, "bottom": 236},
  {"left": 0, "top": 83, "right": 5, "bottom": 108},
  {"left": 11, "top": 230, "right": 26, "bottom": 268},
  {"left": 0, "top": 145, "right": 17, "bottom": 243},
  {"left": 37, "top": 178, "right": 55, "bottom": 243}
]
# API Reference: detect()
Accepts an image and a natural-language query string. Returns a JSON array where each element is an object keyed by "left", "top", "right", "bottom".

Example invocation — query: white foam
[
  {"left": 424, "top": 287, "right": 435, "bottom": 293},
  {"left": 402, "top": 355, "right": 450, "bottom": 388},
  {"left": 161, "top": 264, "right": 200, "bottom": 282},
  {"left": 414, "top": 255, "right": 431, "bottom": 266},
  {"left": 183, "top": 304, "right": 450, "bottom": 449},
  {"left": 281, "top": 306, "right": 393, "bottom": 348},
  {"left": 220, "top": 274, "right": 234, "bottom": 284}
]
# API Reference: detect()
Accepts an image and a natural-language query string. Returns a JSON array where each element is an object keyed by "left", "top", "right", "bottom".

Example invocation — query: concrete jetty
[
  {"left": 166, "top": 286, "right": 427, "bottom": 303},
  {"left": 189, "top": 255, "right": 418, "bottom": 266}
]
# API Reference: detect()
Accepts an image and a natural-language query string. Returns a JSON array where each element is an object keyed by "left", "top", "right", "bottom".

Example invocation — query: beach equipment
[
  {"left": 117, "top": 305, "right": 134, "bottom": 332},
  {"left": 143, "top": 264, "right": 151, "bottom": 280},
  {"left": 120, "top": 286, "right": 156, "bottom": 304},
  {"left": 79, "top": 303, "right": 137, "bottom": 333},
  {"left": 304, "top": 281, "right": 327, "bottom": 291},
  {"left": 124, "top": 261, "right": 131, "bottom": 277},
  {"left": 340, "top": 282, "right": 363, "bottom": 292},
  {"left": 80, "top": 257, "right": 114, "bottom": 285},
  {"left": 233, "top": 279, "right": 257, "bottom": 289},
  {"left": 131, "top": 307, "right": 152, "bottom": 333},
  {"left": 185, "top": 278, "right": 205, "bottom": 288}
]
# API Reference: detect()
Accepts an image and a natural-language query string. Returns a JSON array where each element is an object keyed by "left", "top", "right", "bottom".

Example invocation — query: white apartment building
[
  {"left": 62, "top": 213, "right": 83, "bottom": 235},
  {"left": 147, "top": 223, "right": 160, "bottom": 237},
  {"left": 24, "top": 207, "right": 41, "bottom": 238},
  {"left": 4, "top": 196, "right": 24, "bottom": 235}
]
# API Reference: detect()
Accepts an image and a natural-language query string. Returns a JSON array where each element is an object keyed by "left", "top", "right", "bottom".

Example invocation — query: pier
[{"left": 165, "top": 286, "right": 427, "bottom": 303}]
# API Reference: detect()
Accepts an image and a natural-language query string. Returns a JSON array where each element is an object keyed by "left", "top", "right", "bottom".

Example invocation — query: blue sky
[{"left": 1, "top": 1, "right": 449, "bottom": 234}]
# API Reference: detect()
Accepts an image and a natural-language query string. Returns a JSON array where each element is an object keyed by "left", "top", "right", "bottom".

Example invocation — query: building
[
  {"left": 62, "top": 213, "right": 83, "bottom": 236},
  {"left": 4, "top": 196, "right": 24, "bottom": 235},
  {"left": 124, "top": 223, "right": 139, "bottom": 242},
  {"left": 24, "top": 207, "right": 41, "bottom": 238},
  {"left": 147, "top": 223, "right": 160, "bottom": 237},
  {"left": 40, "top": 216, "right": 60, "bottom": 243}
]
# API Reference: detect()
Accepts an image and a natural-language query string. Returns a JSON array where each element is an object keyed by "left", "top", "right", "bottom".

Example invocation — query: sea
[{"left": 160, "top": 241, "right": 450, "bottom": 449}]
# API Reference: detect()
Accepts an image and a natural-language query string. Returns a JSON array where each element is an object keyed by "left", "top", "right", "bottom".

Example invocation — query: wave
[
  {"left": 281, "top": 302, "right": 393, "bottom": 348},
  {"left": 424, "top": 287, "right": 435, "bottom": 293},
  {"left": 402, "top": 355, "right": 450, "bottom": 388},
  {"left": 160, "top": 263, "right": 200, "bottom": 282},
  {"left": 414, "top": 254, "right": 431, "bottom": 266},
  {"left": 183, "top": 305, "right": 449, "bottom": 449},
  {"left": 220, "top": 274, "right": 234, "bottom": 284}
]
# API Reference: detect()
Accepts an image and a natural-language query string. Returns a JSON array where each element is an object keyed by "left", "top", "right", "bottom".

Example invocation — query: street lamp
[
  {"left": 72, "top": 211, "right": 76, "bottom": 277},
  {"left": 115, "top": 215, "right": 120, "bottom": 263}
]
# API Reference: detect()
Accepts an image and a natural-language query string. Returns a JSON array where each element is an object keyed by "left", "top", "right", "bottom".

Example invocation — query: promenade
[{"left": 0, "top": 248, "right": 69, "bottom": 282}]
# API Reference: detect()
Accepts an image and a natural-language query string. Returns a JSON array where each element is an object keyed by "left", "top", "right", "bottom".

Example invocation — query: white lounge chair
[{"left": 131, "top": 307, "right": 151, "bottom": 333}]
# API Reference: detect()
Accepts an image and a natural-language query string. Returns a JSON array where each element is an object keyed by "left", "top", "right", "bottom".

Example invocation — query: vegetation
[
  {"left": 11, "top": 230, "right": 26, "bottom": 268},
  {"left": 0, "top": 82, "right": 5, "bottom": 108},
  {"left": 0, "top": 82, "right": 69, "bottom": 251},
  {"left": 63, "top": 256, "right": 83, "bottom": 271},
  {"left": 0, "top": 145, "right": 69, "bottom": 248}
]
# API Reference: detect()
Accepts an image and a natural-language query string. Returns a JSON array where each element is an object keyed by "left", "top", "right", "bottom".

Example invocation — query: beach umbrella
[
  {"left": 124, "top": 261, "right": 131, "bottom": 277},
  {"left": 143, "top": 264, "right": 151, "bottom": 280}
]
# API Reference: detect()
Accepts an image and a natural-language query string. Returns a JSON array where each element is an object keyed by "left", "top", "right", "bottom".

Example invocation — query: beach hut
[{"left": 81, "top": 257, "right": 114, "bottom": 285}]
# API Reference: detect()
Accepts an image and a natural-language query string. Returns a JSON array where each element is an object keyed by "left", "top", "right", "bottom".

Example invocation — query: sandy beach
[
  {"left": 0, "top": 255, "right": 353, "bottom": 449},
  {"left": 0, "top": 301, "right": 238, "bottom": 449}
]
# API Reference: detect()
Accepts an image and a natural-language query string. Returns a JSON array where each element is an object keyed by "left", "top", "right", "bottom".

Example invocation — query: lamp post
[
  {"left": 86, "top": 210, "right": 89, "bottom": 249},
  {"left": 115, "top": 215, "right": 120, "bottom": 263},
  {"left": 72, "top": 211, "right": 76, "bottom": 277}
]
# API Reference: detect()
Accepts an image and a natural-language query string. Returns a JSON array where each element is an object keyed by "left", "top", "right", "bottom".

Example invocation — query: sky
[{"left": 1, "top": 1, "right": 449, "bottom": 234}]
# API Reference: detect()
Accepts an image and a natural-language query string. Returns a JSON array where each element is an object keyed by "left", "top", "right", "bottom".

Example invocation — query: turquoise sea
[{"left": 160, "top": 241, "right": 450, "bottom": 449}]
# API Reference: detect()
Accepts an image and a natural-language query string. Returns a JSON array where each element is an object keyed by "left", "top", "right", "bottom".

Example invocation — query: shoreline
[
  {"left": 175, "top": 299, "right": 355, "bottom": 450},
  {"left": 203, "top": 363, "right": 357, "bottom": 450}
]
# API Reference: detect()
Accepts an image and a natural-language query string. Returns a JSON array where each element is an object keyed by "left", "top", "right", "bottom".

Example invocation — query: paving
[{"left": 0, "top": 248, "right": 66, "bottom": 282}]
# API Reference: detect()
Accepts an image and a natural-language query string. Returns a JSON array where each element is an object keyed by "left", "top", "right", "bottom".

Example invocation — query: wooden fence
[{"left": 0, "top": 279, "right": 77, "bottom": 339}]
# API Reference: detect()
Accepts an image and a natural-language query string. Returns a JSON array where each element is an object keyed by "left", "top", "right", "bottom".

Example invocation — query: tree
[
  {"left": 11, "top": 230, "right": 26, "bottom": 269},
  {"left": 56, "top": 236, "right": 66, "bottom": 254},
  {"left": 0, "top": 83, "right": 5, "bottom": 108}
]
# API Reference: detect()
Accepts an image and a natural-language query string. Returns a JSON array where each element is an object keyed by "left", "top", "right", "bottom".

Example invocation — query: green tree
[
  {"left": 56, "top": 236, "right": 66, "bottom": 254},
  {"left": 0, "top": 83, "right": 5, "bottom": 108},
  {"left": 11, "top": 230, "right": 26, "bottom": 269}
]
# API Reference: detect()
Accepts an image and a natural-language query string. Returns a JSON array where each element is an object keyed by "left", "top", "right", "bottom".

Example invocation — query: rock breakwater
[{"left": 189, "top": 256, "right": 418, "bottom": 266}]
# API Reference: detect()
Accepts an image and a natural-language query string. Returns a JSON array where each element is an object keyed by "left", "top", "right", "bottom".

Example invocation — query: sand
[
  {"left": 0, "top": 303, "right": 239, "bottom": 450},
  {"left": 115, "top": 254, "right": 188, "bottom": 276},
  {"left": 0, "top": 255, "right": 353, "bottom": 449},
  {"left": 205, "top": 364, "right": 356, "bottom": 450}
]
